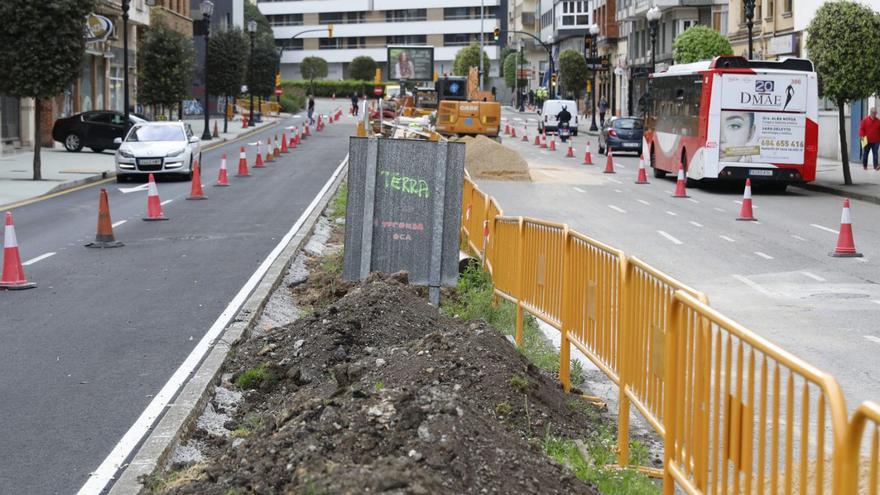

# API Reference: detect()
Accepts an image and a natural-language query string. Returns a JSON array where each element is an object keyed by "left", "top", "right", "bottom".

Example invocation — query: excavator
[{"left": 435, "top": 67, "right": 501, "bottom": 138}]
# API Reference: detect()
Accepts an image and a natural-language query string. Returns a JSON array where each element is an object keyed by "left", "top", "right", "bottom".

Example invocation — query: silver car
[{"left": 115, "top": 122, "right": 202, "bottom": 182}]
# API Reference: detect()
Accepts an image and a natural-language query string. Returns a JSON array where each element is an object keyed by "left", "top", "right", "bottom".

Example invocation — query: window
[
  {"left": 387, "top": 35, "right": 427, "bottom": 45},
  {"left": 267, "top": 14, "right": 303, "bottom": 26},
  {"left": 346, "top": 36, "right": 365, "bottom": 48},
  {"left": 713, "top": 11, "right": 728, "bottom": 35},
  {"left": 784, "top": 0, "right": 792, "bottom": 13},
  {"left": 444, "top": 7, "right": 496, "bottom": 20},
  {"left": 275, "top": 38, "right": 304, "bottom": 50},
  {"left": 385, "top": 9, "right": 426, "bottom": 22},
  {"left": 767, "top": 0, "right": 774, "bottom": 18},
  {"left": 560, "top": 1, "right": 589, "bottom": 27},
  {"left": 319, "top": 12, "right": 343, "bottom": 24},
  {"left": 649, "top": 75, "right": 703, "bottom": 136},
  {"left": 319, "top": 37, "right": 342, "bottom": 49},
  {"left": 443, "top": 33, "right": 472, "bottom": 46}
]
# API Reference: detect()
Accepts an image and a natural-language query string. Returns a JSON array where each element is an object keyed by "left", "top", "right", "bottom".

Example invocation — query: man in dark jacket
[
  {"left": 307, "top": 95, "right": 315, "bottom": 125},
  {"left": 860, "top": 107, "right": 880, "bottom": 170}
]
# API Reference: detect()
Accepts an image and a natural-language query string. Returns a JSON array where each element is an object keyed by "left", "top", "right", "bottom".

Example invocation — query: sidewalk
[
  {"left": 0, "top": 116, "right": 282, "bottom": 209},
  {"left": 793, "top": 157, "right": 880, "bottom": 205}
]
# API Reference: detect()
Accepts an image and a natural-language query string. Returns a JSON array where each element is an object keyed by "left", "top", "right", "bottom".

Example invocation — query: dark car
[
  {"left": 598, "top": 117, "right": 644, "bottom": 155},
  {"left": 52, "top": 111, "right": 146, "bottom": 153}
]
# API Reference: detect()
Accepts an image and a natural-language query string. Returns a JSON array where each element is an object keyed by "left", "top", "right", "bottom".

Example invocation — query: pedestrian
[
  {"left": 598, "top": 97, "right": 608, "bottom": 125},
  {"left": 859, "top": 107, "right": 880, "bottom": 170},
  {"left": 351, "top": 92, "right": 359, "bottom": 116},
  {"left": 307, "top": 94, "right": 315, "bottom": 125},
  {"left": 528, "top": 89, "right": 535, "bottom": 107}
]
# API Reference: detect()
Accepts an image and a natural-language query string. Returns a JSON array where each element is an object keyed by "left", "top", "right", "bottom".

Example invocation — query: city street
[
  {"left": 485, "top": 108, "right": 880, "bottom": 410},
  {"left": 0, "top": 101, "right": 351, "bottom": 493}
]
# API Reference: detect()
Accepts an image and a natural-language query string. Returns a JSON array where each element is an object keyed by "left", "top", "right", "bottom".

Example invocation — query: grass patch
[
  {"left": 329, "top": 181, "right": 348, "bottom": 221},
  {"left": 509, "top": 374, "right": 532, "bottom": 394},
  {"left": 319, "top": 249, "right": 343, "bottom": 278},
  {"left": 143, "top": 464, "right": 205, "bottom": 494},
  {"left": 374, "top": 380, "right": 384, "bottom": 392},
  {"left": 235, "top": 363, "right": 275, "bottom": 390}
]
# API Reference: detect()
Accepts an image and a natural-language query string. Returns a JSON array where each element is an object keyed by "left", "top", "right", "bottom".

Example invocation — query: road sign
[
  {"left": 274, "top": 88, "right": 282, "bottom": 96},
  {"left": 374, "top": 85, "right": 383, "bottom": 96}
]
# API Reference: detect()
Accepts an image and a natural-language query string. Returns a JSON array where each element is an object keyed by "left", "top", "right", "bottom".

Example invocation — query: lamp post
[
  {"left": 121, "top": 0, "right": 131, "bottom": 125},
  {"left": 647, "top": 6, "right": 661, "bottom": 74},
  {"left": 589, "top": 23, "right": 600, "bottom": 132},
  {"left": 247, "top": 20, "right": 257, "bottom": 127},
  {"left": 275, "top": 46, "right": 283, "bottom": 108},
  {"left": 200, "top": 0, "right": 214, "bottom": 141},
  {"left": 519, "top": 45, "right": 525, "bottom": 111},
  {"left": 479, "top": 0, "right": 484, "bottom": 92},
  {"left": 744, "top": 0, "right": 756, "bottom": 60}
]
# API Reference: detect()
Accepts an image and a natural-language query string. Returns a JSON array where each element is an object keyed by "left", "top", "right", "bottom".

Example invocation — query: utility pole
[{"left": 479, "top": 0, "right": 484, "bottom": 92}]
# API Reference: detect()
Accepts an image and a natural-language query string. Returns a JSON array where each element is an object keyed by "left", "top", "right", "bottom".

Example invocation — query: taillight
[{"left": 609, "top": 129, "right": 617, "bottom": 137}]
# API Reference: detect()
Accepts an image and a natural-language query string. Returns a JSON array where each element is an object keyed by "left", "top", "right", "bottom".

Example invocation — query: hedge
[{"left": 281, "top": 79, "right": 390, "bottom": 97}]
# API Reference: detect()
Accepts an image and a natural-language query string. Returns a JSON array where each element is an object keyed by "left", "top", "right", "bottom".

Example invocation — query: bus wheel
[{"left": 651, "top": 147, "right": 666, "bottom": 178}]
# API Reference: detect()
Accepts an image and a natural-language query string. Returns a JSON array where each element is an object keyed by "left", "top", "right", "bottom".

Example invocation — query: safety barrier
[{"left": 459, "top": 175, "right": 878, "bottom": 494}]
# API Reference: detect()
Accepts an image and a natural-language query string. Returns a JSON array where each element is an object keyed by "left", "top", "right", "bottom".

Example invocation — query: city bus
[{"left": 645, "top": 56, "right": 818, "bottom": 190}]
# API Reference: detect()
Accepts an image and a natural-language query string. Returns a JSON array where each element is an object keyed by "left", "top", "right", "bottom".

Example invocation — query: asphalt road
[
  {"left": 484, "top": 109, "right": 880, "bottom": 411},
  {"left": 0, "top": 101, "right": 352, "bottom": 494}
]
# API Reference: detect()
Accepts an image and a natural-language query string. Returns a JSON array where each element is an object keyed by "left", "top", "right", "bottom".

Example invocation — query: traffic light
[
  {"left": 493, "top": 27, "right": 500, "bottom": 41},
  {"left": 328, "top": 24, "right": 333, "bottom": 38},
  {"left": 584, "top": 35, "right": 592, "bottom": 53},
  {"left": 275, "top": 72, "right": 281, "bottom": 88},
  {"left": 551, "top": 73, "right": 557, "bottom": 86}
]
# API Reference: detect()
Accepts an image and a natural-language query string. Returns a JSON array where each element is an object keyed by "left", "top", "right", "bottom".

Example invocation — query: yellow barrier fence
[{"left": 458, "top": 176, "right": 875, "bottom": 494}]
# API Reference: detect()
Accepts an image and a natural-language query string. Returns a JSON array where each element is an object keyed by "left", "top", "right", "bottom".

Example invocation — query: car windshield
[
  {"left": 614, "top": 119, "right": 644, "bottom": 130},
  {"left": 126, "top": 125, "right": 185, "bottom": 142}
]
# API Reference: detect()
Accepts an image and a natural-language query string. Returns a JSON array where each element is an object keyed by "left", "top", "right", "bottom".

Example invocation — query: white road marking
[
  {"left": 573, "top": 186, "right": 586, "bottom": 193},
  {"left": 754, "top": 251, "right": 774, "bottom": 260},
  {"left": 791, "top": 234, "right": 807, "bottom": 241},
  {"left": 111, "top": 220, "right": 127, "bottom": 228},
  {"left": 801, "top": 271, "right": 826, "bottom": 282},
  {"left": 657, "top": 230, "right": 683, "bottom": 245},
  {"left": 720, "top": 235, "right": 736, "bottom": 242},
  {"left": 864, "top": 336, "right": 880, "bottom": 345},
  {"left": 857, "top": 258, "right": 869, "bottom": 263},
  {"left": 608, "top": 205, "right": 627, "bottom": 213},
  {"left": 733, "top": 274, "right": 774, "bottom": 297},
  {"left": 118, "top": 183, "right": 150, "bottom": 194},
  {"left": 607, "top": 178, "right": 622, "bottom": 184},
  {"left": 687, "top": 198, "right": 699, "bottom": 204},
  {"left": 871, "top": 300, "right": 880, "bottom": 306},
  {"left": 160, "top": 199, "right": 173, "bottom": 206},
  {"left": 22, "top": 252, "right": 56, "bottom": 266},
  {"left": 613, "top": 188, "right": 623, "bottom": 193},
  {"left": 810, "top": 224, "right": 839, "bottom": 234},
  {"left": 637, "top": 199, "right": 650, "bottom": 206},
  {"left": 615, "top": 163, "right": 626, "bottom": 169},
  {"left": 713, "top": 207, "right": 726, "bottom": 213},
  {"left": 666, "top": 210, "right": 678, "bottom": 216},
  {"left": 734, "top": 200, "right": 759, "bottom": 208},
  {"left": 77, "top": 155, "right": 352, "bottom": 495},
  {"left": 689, "top": 221, "right": 703, "bottom": 227}
]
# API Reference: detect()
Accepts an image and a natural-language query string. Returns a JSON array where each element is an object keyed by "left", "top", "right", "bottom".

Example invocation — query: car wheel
[
  {"left": 651, "top": 148, "right": 666, "bottom": 178},
  {"left": 91, "top": 147, "right": 104, "bottom": 153},
  {"left": 64, "top": 133, "right": 83, "bottom": 152}
]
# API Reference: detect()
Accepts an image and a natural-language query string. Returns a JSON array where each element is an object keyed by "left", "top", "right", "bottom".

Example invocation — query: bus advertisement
[{"left": 646, "top": 56, "right": 818, "bottom": 189}]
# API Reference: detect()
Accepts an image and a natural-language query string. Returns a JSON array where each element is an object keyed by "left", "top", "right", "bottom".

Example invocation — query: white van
[{"left": 539, "top": 99, "right": 579, "bottom": 136}]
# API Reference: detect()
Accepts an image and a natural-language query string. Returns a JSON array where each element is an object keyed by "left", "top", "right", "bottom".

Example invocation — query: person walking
[
  {"left": 350, "top": 93, "right": 359, "bottom": 116},
  {"left": 860, "top": 107, "right": 880, "bottom": 170},
  {"left": 598, "top": 97, "right": 608, "bottom": 126},
  {"left": 307, "top": 95, "right": 315, "bottom": 125}
]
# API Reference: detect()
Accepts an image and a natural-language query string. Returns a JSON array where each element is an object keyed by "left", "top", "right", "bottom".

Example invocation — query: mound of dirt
[
  {"left": 161, "top": 274, "right": 600, "bottom": 494},
  {"left": 461, "top": 135, "right": 531, "bottom": 181}
]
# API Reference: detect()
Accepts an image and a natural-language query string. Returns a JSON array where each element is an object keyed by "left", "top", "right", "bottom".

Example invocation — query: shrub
[{"left": 281, "top": 79, "right": 388, "bottom": 98}]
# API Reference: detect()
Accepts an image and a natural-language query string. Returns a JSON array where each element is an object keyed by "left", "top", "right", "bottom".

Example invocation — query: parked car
[
  {"left": 598, "top": 117, "right": 644, "bottom": 155},
  {"left": 52, "top": 111, "right": 146, "bottom": 153},
  {"left": 538, "top": 99, "right": 579, "bottom": 136},
  {"left": 115, "top": 122, "right": 201, "bottom": 182}
]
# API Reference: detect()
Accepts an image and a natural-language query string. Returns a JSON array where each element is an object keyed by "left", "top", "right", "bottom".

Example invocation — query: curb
[
  {"left": 107, "top": 156, "right": 348, "bottom": 495},
  {"left": 791, "top": 182, "right": 880, "bottom": 206}
]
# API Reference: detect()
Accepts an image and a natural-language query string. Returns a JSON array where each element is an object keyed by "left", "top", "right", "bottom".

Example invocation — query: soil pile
[
  {"left": 160, "top": 274, "right": 599, "bottom": 494},
  {"left": 460, "top": 135, "right": 531, "bottom": 181}
]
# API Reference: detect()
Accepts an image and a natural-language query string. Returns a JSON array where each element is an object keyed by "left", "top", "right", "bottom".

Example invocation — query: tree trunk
[
  {"left": 178, "top": 101, "right": 183, "bottom": 121},
  {"left": 223, "top": 95, "right": 229, "bottom": 133},
  {"left": 839, "top": 98, "right": 852, "bottom": 186},
  {"left": 33, "top": 99, "right": 42, "bottom": 181}
]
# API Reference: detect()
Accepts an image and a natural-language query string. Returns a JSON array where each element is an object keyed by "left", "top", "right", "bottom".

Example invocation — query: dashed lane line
[
  {"left": 687, "top": 198, "right": 699, "bottom": 204},
  {"left": 754, "top": 251, "right": 774, "bottom": 260},
  {"left": 608, "top": 205, "right": 627, "bottom": 213},
  {"left": 573, "top": 187, "right": 586, "bottom": 193},
  {"left": 614, "top": 188, "right": 623, "bottom": 193},
  {"left": 864, "top": 336, "right": 880, "bottom": 345},
  {"left": 637, "top": 199, "right": 650, "bottom": 206},
  {"left": 720, "top": 235, "right": 736, "bottom": 242},
  {"left": 801, "top": 271, "right": 826, "bottom": 282},
  {"left": 160, "top": 199, "right": 173, "bottom": 206},
  {"left": 657, "top": 230, "right": 683, "bottom": 245},
  {"left": 607, "top": 178, "right": 623, "bottom": 184},
  {"left": 713, "top": 207, "right": 726, "bottom": 213},
  {"left": 810, "top": 224, "right": 839, "bottom": 235},
  {"left": 791, "top": 234, "right": 807, "bottom": 241},
  {"left": 689, "top": 221, "right": 703, "bottom": 228},
  {"left": 111, "top": 220, "right": 127, "bottom": 228},
  {"left": 872, "top": 300, "right": 880, "bottom": 306},
  {"left": 666, "top": 210, "right": 678, "bottom": 216},
  {"left": 733, "top": 274, "right": 775, "bottom": 297},
  {"left": 22, "top": 252, "right": 56, "bottom": 266}
]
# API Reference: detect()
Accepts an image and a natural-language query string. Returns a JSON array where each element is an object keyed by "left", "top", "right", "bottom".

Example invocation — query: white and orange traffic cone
[
  {"left": 254, "top": 141, "right": 265, "bottom": 168},
  {"left": 273, "top": 134, "right": 281, "bottom": 157},
  {"left": 534, "top": 132, "right": 541, "bottom": 146},
  {"left": 566, "top": 141, "right": 574, "bottom": 158},
  {"left": 143, "top": 173, "right": 168, "bottom": 221},
  {"left": 266, "top": 137, "right": 275, "bottom": 162},
  {"left": 215, "top": 154, "right": 230, "bottom": 186},
  {"left": 830, "top": 198, "right": 863, "bottom": 257},
  {"left": 186, "top": 161, "right": 207, "bottom": 200},
  {"left": 672, "top": 168, "right": 689, "bottom": 198},
  {"left": 635, "top": 154, "right": 649, "bottom": 184},
  {"left": 280, "top": 132, "right": 289, "bottom": 153},
  {"left": 583, "top": 141, "right": 593, "bottom": 165},
  {"left": 737, "top": 179, "right": 757, "bottom": 221},
  {"left": 540, "top": 130, "right": 548, "bottom": 149},
  {"left": 510, "top": 125, "right": 516, "bottom": 138},
  {"left": 0, "top": 212, "right": 36, "bottom": 289},
  {"left": 522, "top": 127, "right": 528, "bottom": 142},
  {"left": 85, "top": 188, "right": 124, "bottom": 248},
  {"left": 290, "top": 129, "right": 298, "bottom": 149},
  {"left": 549, "top": 136, "right": 556, "bottom": 151},
  {"left": 504, "top": 122, "right": 510, "bottom": 135},
  {"left": 236, "top": 146, "right": 250, "bottom": 177},
  {"left": 603, "top": 150, "right": 616, "bottom": 174}
]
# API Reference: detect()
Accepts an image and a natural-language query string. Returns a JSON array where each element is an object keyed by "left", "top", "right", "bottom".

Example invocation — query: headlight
[
  {"left": 118, "top": 149, "right": 134, "bottom": 158},
  {"left": 166, "top": 148, "right": 185, "bottom": 157}
]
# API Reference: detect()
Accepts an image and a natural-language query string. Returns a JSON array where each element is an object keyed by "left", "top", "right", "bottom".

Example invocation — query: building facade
[
  {"left": 256, "top": 0, "right": 502, "bottom": 81},
  {"left": 191, "top": 0, "right": 245, "bottom": 112},
  {"left": 727, "top": 0, "right": 796, "bottom": 61},
  {"left": 507, "top": 0, "right": 542, "bottom": 94}
]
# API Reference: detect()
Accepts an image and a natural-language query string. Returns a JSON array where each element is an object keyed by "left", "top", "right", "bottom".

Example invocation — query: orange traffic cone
[
  {"left": 510, "top": 125, "right": 516, "bottom": 138},
  {"left": 736, "top": 179, "right": 757, "bottom": 220},
  {"left": 215, "top": 153, "right": 230, "bottom": 186},
  {"left": 0, "top": 212, "right": 36, "bottom": 289},
  {"left": 85, "top": 188, "right": 124, "bottom": 248},
  {"left": 186, "top": 161, "right": 207, "bottom": 200},
  {"left": 603, "top": 150, "right": 616, "bottom": 174},
  {"left": 534, "top": 133, "right": 541, "bottom": 146},
  {"left": 635, "top": 154, "right": 649, "bottom": 184},
  {"left": 281, "top": 132, "right": 289, "bottom": 153},
  {"left": 241, "top": 114, "right": 249, "bottom": 129},
  {"left": 332, "top": 93, "right": 336, "bottom": 100},
  {"left": 583, "top": 141, "right": 593, "bottom": 165},
  {"left": 549, "top": 137, "right": 556, "bottom": 151},
  {"left": 265, "top": 138, "right": 274, "bottom": 163},
  {"left": 236, "top": 146, "right": 250, "bottom": 177},
  {"left": 143, "top": 173, "right": 168, "bottom": 221},
  {"left": 296, "top": 129, "right": 303, "bottom": 144},
  {"left": 254, "top": 142, "right": 265, "bottom": 168},
  {"left": 212, "top": 121, "right": 219, "bottom": 138},
  {"left": 540, "top": 130, "right": 547, "bottom": 149},
  {"left": 566, "top": 141, "right": 574, "bottom": 158},
  {"left": 672, "top": 168, "right": 689, "bottom": 198},
  {"left": 522, "top": 127, "right": 528, "bottom": 142},
  {"left": 304, "top": 124, "right": 311, "bottom": 137},
  {"left": 273, "top": 134, "right": 281, "bottom": 157},
  {"left": 504, "top": 123, "right": 510, "bottom": 135},
  {"left": 290, "top": 129, "right": 298, "bottom": 149},
  {"left": 830, "top": 198, "right": 863, "bottom": 257}
]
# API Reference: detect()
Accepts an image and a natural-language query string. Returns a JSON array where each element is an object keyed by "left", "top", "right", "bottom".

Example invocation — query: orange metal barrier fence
[{"left": 459, "top": 176, "right": 877, "bottom": 494}]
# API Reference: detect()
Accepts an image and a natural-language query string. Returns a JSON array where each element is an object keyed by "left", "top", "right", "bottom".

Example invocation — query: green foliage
[
  {"left": 503, "top": 52, "right": 528, "bottom": 89},
  {"left": 509, "top": 374, "right": 532, "bottom": 394},
  {"left": 807, "top": 1, "right": 880, "bottom": 103},
  {"left": 248, "top": 36, "right": 280, "bottom": 98},
  {"left": 374, "top": 380, "right": 384, "bottom": 392},
  {"left": 672, "top": 25, "right": 733, "bottom": 64},
  {"left": 244, "top": 1, "right": 274, "bottom": 40},
  {"left": 207, "top": 27, "right": 248, "bottom": 98},
  {"left": 495, "top": 401, "right": 513, "bottom": 415},
  {"left": 235, "top": 363, "right": 273, "bottom": 389},
  {"left": 330, "top": 181, "right": 348, "bottom": 220},
  {"left": 499, "top": 47, "right": 516, "bottom": 77},
  {"left": 453, "top": 44, "right": 491, "bottom": 85},
  {"left": 301, "top": 57, "right": 329, "bottom": 86},
  {"left": 558, "top": 49, "right": 589, "bottom": 99},
  {"left": 281, "top": 80, "right": 385, "bottom": 97},
  {"left": 348, "top": 56, "right": 378, "bottom": 82},
  {"left": 140, "top": 25, "right": 195, "bottom": 107}
]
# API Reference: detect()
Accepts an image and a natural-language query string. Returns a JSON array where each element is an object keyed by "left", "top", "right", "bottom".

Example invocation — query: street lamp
[
  {"left": 647, "top": 6, "right": 661, "bottom": 74},
  {"left": 744, "top": 0, "right": 755, "bottom": 60},
  {"left": 121, "top": 0, "right": 131, "bottom": 125},
  {"left": 247, "top": 20, "right": 257, "bottom": 127},
  {"left": 200, "top": 0, "right": 214, "bottom": 141},
  {"left": 588, "top": 23, "right": 600, "bottom": 132},
  {"left": 275, "top": 46, "right": 283, "bottom": 108}
]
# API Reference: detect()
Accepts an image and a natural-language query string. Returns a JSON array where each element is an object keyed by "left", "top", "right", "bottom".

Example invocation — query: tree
[
  {"left": 0, "top": 0, "right": 95, "bottom": 180},
  {"left": 558, "top": 49, "right": 588, "bottom": 101},
  {"left": 672, "top": 25, "right": 733, "bottom": 64},
  {"left": 808, "top": 1, "right": 880, "bottom": 185},
  {"left": 453, "top": 44, "right": 491, "bottom": 85},
  {"left": 207, "top": 27, "right": 248, "bottom": 132},
  {"left": 140, "top": 25, "right": 195, "bottom": 112},
  {"left": 301, "top": 57, "right": 328, "bottom": 93},
  {"left": 248, "top": 36, "right": 280, "bottom": 98},
  {"left": 503, "top": 52, "right": 527, "bottom": 90},
  {"left": 499, "top": 47, "right": 516, "bottom": 77},
  {"left": 349, "top": 56, "right": 377, "bottom": 81},
  {"left": 244, "top": 1, "right": 273, "bottom": 39}
]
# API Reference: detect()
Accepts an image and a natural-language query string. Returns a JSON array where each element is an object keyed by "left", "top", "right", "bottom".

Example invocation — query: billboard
[
  {"left": 719, "top": 111, "right": 806, "bottom": 164},
  {"left": 387, "top": 46, "right": 434, "bottom": 81},
  {"left": 721, "top": 74, "right": 808, "bottom": 113}
]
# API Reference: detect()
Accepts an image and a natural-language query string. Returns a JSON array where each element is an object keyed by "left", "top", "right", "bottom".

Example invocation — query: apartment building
[
  {"left": 256, "top": 0, "right": 502, "bottom": 81},
  {"left": 727, "top": 0, "right": 796, "bottom": 60}
]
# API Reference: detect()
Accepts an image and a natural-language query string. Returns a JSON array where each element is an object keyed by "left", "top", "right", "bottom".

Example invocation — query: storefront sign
[
  {"left": 85, "top": 14, "right": 114, "bottom": 43},
  {"left": 768, "top": 34, "right": 797, "bottom": 56}
]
